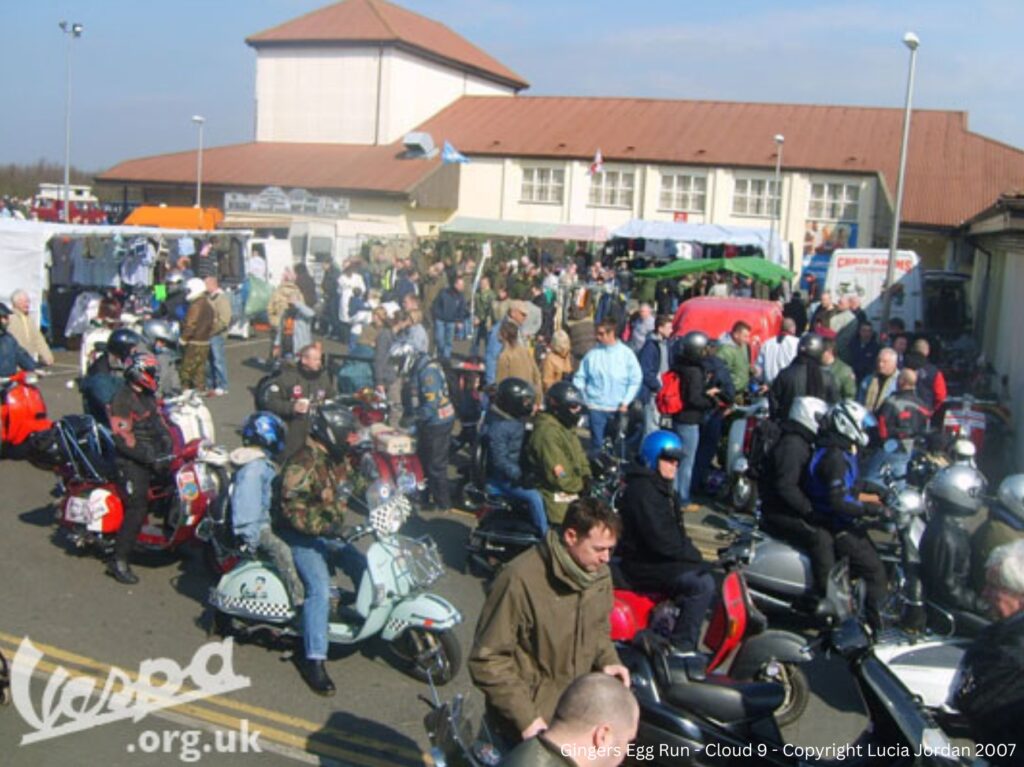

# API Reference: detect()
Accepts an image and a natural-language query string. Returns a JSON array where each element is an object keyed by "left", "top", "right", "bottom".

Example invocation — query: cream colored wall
[
  {"left": 255, "top": 47, "right": 381, "bottom": 143},
  {"left": 989, "top": 249, "right": 1024, "bottom": 472},
  {"left": 255, "top": 46, "right": 514, "bottom": 145}
]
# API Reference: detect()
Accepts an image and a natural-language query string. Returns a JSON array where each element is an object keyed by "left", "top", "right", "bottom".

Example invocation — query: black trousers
[
  {"left": 418, "top": 421, "right": 453, "bottom": 509},
  {"left": 762, "top": 515, "right": 835, "bottom": 597},
  {"left": 115, "top": 462, "right": 151, "bottom": 562},
  {"left": 666, "top": 568, "right": 717, "bottom": 651},
  {"left": 834, "top": 527, "right": 888, "bottom": 627}
]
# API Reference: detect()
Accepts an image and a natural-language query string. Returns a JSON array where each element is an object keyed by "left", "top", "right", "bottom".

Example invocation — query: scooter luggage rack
[
  {"left": 54, "top": 416, "right": 117, "bottom": 484},
  {"left": 393, "top": 537, "right": 445, "bottom": 589}
]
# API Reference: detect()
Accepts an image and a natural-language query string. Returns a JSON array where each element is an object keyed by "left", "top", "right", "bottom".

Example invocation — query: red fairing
[
  {"left": 1, "top": 372, "right": 53, "bottom": 446},
  {"left": 704, "top": 571, "right": 749, "bottom": 672}
]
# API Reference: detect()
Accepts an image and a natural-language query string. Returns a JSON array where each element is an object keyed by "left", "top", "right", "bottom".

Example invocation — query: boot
[
  {"left": 298, "top": 659, "right": 336, "bottom": 697},
  {"left": 106, "top": 559, "right": 139, "bottom": 585}
]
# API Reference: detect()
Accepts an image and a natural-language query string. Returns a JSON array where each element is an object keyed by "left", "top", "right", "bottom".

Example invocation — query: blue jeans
[
  {"left": 673, "top": 422, "right": 700, "bottom": 503},
  {"left": 283, "top": 532, "right": 367, "bottom": 661},
  {"left": 587, "top": 409, "right": 617, "bottom": 459},
  {"left": 207, "top": 334, "right": 228, "bottom": 390},
  {"left": 486, "top": 479, "right": 548, "bottom": 534},
  {"left": 433, "top": 320, "right": 456, "bottom": 361}
]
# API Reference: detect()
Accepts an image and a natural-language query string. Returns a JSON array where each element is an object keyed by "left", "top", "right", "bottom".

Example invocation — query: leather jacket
[{"left": 919, "top": 514, "right": 989, "bottom": 616}]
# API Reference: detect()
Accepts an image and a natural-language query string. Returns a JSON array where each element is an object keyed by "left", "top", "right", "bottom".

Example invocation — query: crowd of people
[{"left": 1, "top": 244, "right": 1022, "bottom": 764}]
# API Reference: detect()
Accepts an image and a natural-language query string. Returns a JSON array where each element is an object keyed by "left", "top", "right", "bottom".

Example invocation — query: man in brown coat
[
  {"left": 179, "top": 278, "right": 214, "bottom": 390},
  {"left": 469, "top": 499, "right": 629, "bottom": 746}
]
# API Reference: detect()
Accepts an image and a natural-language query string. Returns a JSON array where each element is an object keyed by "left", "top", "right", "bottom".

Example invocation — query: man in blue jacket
[
  {"left": 573, "top": 319, "right": 642, "bottom": 459},
  {"left": 403, "top": 350, "right": 457, "bottom": 511},
  {"left": 431, "top": 275, "right": 468, "bottom": 362},
  {"left": 637, "top": 314, "right": 674, "bottom": 438}
]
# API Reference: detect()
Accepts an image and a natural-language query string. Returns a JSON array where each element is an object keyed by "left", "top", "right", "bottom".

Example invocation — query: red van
[{"left": 672, "top": 297, "right": 783, "bottom": 363}]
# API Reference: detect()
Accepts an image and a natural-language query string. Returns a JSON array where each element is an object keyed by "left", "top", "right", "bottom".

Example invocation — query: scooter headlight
[
  {"left": 734, "top": 456, "right": 749, "bottom": 474},
  {"left": 396, "top": 468, "right": 418, "bottom": 495}
]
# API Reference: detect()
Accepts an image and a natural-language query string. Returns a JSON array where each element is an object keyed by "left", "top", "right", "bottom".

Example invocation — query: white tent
[{"left": 609, "top": 219, "right": 786, "bottom": 264}]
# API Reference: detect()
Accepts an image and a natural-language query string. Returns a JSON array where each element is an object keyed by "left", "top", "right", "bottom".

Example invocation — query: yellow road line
[{"left": 0, "top": 631, "right": 428, "bottom": 765}]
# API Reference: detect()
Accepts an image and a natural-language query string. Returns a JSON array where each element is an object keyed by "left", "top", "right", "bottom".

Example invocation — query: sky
[{"left": 2, "top": 0, "right": 1023, "bottom": 172}]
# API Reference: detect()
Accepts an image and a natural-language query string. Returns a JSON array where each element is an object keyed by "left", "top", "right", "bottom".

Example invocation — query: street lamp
[
  {"left": 881, "top": 31, "right": 920, "bottom": 327},
  {"left": 768, "top": 134, "right": 785, "bottom": 264},
  {"left": 59, "top": 21, "right": 84, "bottom": 224},
  {"left": 192, "top": 115, "right": 206, "bottom": 211}
]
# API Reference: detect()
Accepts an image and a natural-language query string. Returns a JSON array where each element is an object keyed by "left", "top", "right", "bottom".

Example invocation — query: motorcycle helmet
[
  {"left": 124, "top": 351, "right": 160, "bottom": 394},
  {"left": 926, "top": 464, "right": 987, "bottom": 517},
  {"left": 823, "top": 400, "right": 874, "bottom": 448},
  {"left": 389, "top": 344, "right": 416, "bottom": 377},
  {"left": 107, "top": 328, "right": 145, "bottom": 361},
  {"left": 241, "top": 411, "right": 287, "bottom": 457},
  {"left": 797, "top": 332, "right": 824, "bottom": 362},
  {"left": 545, "top": 381, "right": 586, "bottom": 429},
  {"left": 495, "top": 377, "right": 535, "bottom": 419},
  {"left": 185, "top": 277, "right": 206, "bottom": 302},
  {"left": 309, "top": 402, "right": 359, "bottom": 461},
  {"left": 141, "top": 318, "right": 180, "bottom": 350},
  {"left": 639, "top": 430, "right": 685, "bottom": 471},
  {"left": 788, "top": 396, "right": 828, "bottom": 435},
  {"left": 0, "top": 302, "right": 11, "bottom": 318},
  {"left": 165, "top": 271, "right": 185, "bottom": 291},
  {"left": 996, "top": 474, "right": 1024, "bottom": 524},
  {"left": 677, "top": 331, "right": 709, "bottom": 363}
]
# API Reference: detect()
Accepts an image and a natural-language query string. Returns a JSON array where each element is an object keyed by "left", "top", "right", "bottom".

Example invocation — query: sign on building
[{"left": 224, "top": 186, "right": 350, "bottom": 218}]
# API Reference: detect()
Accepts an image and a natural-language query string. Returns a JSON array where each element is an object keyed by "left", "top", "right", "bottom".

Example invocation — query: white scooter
[{"left": 208, "top": 481, "right": 463, "bottom": 684}]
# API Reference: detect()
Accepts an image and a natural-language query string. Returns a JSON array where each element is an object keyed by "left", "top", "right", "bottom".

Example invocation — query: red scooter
[
  {"left": 343, "top": 389, "right": 426, "bottom": 499},
  {"left": 0, "top": 370, "right": 53, "bottom": 460},
  {"left": 609, "top": 549, "right": 812, "bottom": 726},
  {"left": 53, "top": 415, "right": 230, "bottom": 560}
]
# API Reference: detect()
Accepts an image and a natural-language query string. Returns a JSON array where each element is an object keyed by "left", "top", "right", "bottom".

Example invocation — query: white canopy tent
[{"left": 609, "top": 219, "right": 786, "bottom": 265}]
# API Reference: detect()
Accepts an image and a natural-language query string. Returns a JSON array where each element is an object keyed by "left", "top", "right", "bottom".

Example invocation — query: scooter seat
[{"left": 476, "top": 499, "right": 542, "bottom": 537}]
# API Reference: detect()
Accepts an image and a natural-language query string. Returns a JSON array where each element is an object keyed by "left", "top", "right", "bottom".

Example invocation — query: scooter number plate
[{"left": 65, "top": 497, "right": 92, "bottom": 524}]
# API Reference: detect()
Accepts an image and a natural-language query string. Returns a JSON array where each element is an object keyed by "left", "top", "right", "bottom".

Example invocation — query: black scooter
[{"left": 618, "top": 561, "right": 972, "bottom": 766}]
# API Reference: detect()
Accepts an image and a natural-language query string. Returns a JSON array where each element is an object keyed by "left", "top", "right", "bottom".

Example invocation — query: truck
[{"left": 31, "top": 183, "right": 108, "bottom": 224}]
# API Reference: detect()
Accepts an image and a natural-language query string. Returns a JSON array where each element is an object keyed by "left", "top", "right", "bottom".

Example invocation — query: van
[
  {"left": 823, "top": 248, "right": 922, "bottom": 329},
  {"left": 672, "top": 297, "right": 783, "bottom": 364}
]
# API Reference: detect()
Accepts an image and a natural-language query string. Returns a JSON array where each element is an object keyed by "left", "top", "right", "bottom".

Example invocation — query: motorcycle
[
  {"left": 619, "top": 562, "right": 973, "bottom": 766},
  {"left": 0, "top": 370, "right": 53, "bottom": 461},
  {"left": 722, "top": 396, "right": 770, "bottom": 514},
  {"left": 208, "top": 481, "right": 464, "bottom": 684},
  {"left": 340, "top": 389, "right": 426, "bottom": 500},
  {"left": 53, "top": 415, "right": 230, "bottom": 560},
  {"left": 422, "top": 664, "right": 500, "bottom": 767},
  {"left": 610, "top": 547, "right": 812, "bottom": 726},
  {"left": 938, "top": 393, "right": 1014, "bottom": 484}
]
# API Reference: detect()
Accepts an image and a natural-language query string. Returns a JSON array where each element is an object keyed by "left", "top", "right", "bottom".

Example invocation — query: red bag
[{"left": 655, "top": 371, "right": 685, "bottom": 415}]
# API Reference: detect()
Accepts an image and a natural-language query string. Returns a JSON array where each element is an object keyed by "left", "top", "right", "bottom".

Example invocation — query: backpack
[
  {"left": 253, "top": 369, "right": 283, "bottom": 412},
  {"left": 655, "top": 370, "right": 685, "bottom": 415},
  {"left": 747, "top": 419, "right": 783, "bottom": 481}
]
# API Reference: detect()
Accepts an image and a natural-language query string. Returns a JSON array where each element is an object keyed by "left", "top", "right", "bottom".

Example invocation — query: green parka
[{"left": 521, "top": 412, "right": 591, "bottom": 524}]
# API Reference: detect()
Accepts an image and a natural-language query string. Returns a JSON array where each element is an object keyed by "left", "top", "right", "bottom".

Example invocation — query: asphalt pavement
[{"left": 0, "top": 334, "right": 869, "bottom": 765}]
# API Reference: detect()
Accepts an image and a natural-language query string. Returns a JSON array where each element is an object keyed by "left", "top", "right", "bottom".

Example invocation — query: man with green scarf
[{"left": 469, "top": 499, "right": 630, "bottom": 746}]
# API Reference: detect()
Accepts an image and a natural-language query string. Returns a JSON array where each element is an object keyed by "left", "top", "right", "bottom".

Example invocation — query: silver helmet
[
  {"left": 823, "top": 400, "right": 874, "bottom": 448},
  {"left": 788, "top": 396, "right": 828, "bottom": 435},
  {"left": 141, "top": 318, "right": 180, "bottom": 349},
  {"left": 996, "top": 474, "right": 1024, "bottom": 524},
  {"left": 926, "top": 464, "right": 987, "bottom": 517}
]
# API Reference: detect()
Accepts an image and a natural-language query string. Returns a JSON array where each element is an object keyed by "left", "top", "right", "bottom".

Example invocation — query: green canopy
[{"left": 634, "top": 256, "right": 794, "bottom": 288}]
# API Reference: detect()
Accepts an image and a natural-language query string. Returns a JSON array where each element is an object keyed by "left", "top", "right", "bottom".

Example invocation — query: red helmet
[{"left": 125, "top": 351, "right": 160, "bottom": 393}]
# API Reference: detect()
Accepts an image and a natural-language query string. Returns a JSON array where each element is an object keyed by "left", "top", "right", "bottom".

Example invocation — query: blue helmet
[
  {"left": 241, "top": 411, "right": 287, "bottom": 456},
  {"left": 639, "top": 430, "right": 685, "bottom": 471}
]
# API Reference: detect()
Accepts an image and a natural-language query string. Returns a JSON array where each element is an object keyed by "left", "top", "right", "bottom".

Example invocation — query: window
[
  {"left": 808, "top": 182, "right": 860, "bottom": 220},
  {"left": 659, "top": 173, "right": 707, "bottom": 212},
  {"left": 732, "top": 177, "right": 780, "bottom": 217},
  {"left": 588, "top": 170, "right": 635, "bottom": 208},
  {"left": 520, "top": 166, "right": 565, "bottom": 204}
]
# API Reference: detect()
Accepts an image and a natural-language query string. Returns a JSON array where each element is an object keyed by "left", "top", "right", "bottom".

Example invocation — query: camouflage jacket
[{"left": 278, "top": 441, "right": 366, "bottom": 537}]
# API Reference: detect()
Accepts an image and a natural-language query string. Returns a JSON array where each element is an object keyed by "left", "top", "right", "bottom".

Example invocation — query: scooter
[
  {"left": 0, "top": 370, "right": 53, "bottom": 460},
  {"left": 722, "top": 396, "right": 770, "bottom": 514},
  {"left": 610, "top": 549, "right": 812, "bottom": 726},
  {"left": 340, "top": 389, "right": 426, "bottom": 499},
  {"left": 619, "top": 562, "right": 972, "bottom": 766},
  {"left": 53, "top": 416, "right": 230, "bottom": 559},
  {"left": 208, "top": 481, "right": 464, "bottom": 684}
]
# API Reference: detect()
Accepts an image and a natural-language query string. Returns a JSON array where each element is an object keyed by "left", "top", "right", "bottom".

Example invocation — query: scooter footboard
[
  {"left": 380, "top": 594, "right": 462, "bottom": 641},
  {"left": 728, "top": 629, "right": 811, "bottom": 680}
]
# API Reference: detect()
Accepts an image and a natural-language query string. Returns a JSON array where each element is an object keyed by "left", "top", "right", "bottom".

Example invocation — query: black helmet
[
  {"left": 495, "top": 377, "right": 535, "bottom": 419},
  {"left": 797, "top": 332, "right": 824, "bottom": 362},
  {"left": 309, "top": 402, "right": 359, "bottom": 461},
  {"left": 545, "top": 381, "right": 585, "bottom": 429},
  {"left": 0, "top": 302, "right": 10, "bottom": 318},
  {"left": 124, "top": 351, "right": 160, "bottom": 394},
  {"left": 107, "top": 328, "right": 145, "bottom": 361},
  {"left": 678, "top": 331, "right": 709, "bottom": 363}
]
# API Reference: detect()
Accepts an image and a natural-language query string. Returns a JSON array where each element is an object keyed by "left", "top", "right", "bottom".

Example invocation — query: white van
[{"left": 824, "top": 248, "right": 922, "bottom": 329}]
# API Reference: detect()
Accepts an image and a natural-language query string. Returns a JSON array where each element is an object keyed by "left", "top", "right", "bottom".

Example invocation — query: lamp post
[
  {"left": 59, "top": 21, "right": 84, "bottom": 224},
  {"left": 881, "top": 32, "right": 920, "bottom": 327},
  {"left": 192, "top": 115, "right": 206, "bottom": 212},
  {"left": 768, "top": 133, "right": 784, "bottom": 263}
]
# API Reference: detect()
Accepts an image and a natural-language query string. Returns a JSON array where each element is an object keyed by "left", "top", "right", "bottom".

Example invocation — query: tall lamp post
[
  {"left": 768, "top": 133, "right": 785, "bottom": 264},
  {"left": 192, "top": 115, "right": 206, "bottom": 214},
  {"left": 881, "top": 32, "right": 920, "bottom": 327},
  {"left": 59, "top": 21, "right": 84, "bottom": 224}
]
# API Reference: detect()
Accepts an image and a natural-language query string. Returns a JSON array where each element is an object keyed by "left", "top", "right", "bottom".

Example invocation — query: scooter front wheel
[
  {"left": 759, "top": 661, "right": 809, "bottom": 727},
  {"left": 389, "top": 628, "right": 462, "bottom": 685}
]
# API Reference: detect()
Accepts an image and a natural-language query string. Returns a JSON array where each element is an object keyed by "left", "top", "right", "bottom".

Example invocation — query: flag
[
  {"left": 442, "top": 140, "right": 469, "bottom": 164},
  {"left": 587, "top": 148, "right": 604, "bottom": 176}
]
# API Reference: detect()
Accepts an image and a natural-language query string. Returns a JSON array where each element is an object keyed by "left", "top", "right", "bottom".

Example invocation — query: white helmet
[
  {"left": 823, "top": 400, "right": 874, "bottom": 448},
  {"left": 996, "top": 474, "right": 1024, "bottom": 524},
  {"left": 788, "top": 396, "right": 828, "bottom": 435},
  {"left": 185, "top": 277, "right": 206, "bottom": 301}
]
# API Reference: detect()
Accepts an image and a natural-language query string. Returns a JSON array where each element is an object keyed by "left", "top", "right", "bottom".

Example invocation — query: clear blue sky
[{"left": 2, "top": 0, "right": 1022, "bottom": 171}]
